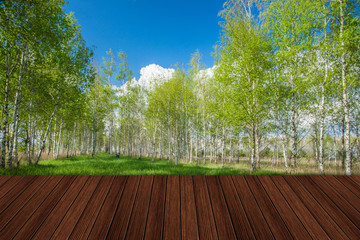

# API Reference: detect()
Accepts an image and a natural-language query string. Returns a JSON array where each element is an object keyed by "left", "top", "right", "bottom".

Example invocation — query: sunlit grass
[
  {"left": 0, "top": 152, "right": 357, "bottom": 175},
  {"left": 0, "top": 152, "right": 281, "bottom": 175}
]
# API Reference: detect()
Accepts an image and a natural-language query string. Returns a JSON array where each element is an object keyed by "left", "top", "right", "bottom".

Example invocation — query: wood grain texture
[
  {"left": 0, "top": 176, "right": 64, "bottom": 239},
  {"left": 68, "top": 176, "right": 114, "bottom": 240},
  {"left": 163, "top": 175, "right": 181, "bottom": 240},
  {"left": 284, "top": 176, "right": 348, "bottom": 240},
  {"left": 205, "top": 176, "right": 237, "bottom": 239},
  {"left": 232, "top": 176, "right": 274, "bottom": 239},
  {"left": 259, "top": 176, "right": 312, "bottom": 240},
  {"left": 0, "top": 176, "right": 36, "bottom": 212},
  {"left": 0, "top": 176, "right": 24, "bottom": 199},
  {"left": 10, "top": 176, "right": 76, "bottom": 240},
  {"left": 106, "top": 175, "right": 140, "bottom": 240},
  {"left": 0, "top": 175, "right": 12, "bottom": 187},
  {"left": 87, "top": 176, "right": 127, "bottom": 240},
  {"left": 296, "top": 176, "right": 360, "bottom": 239},
  {"left": 125, "top": 176, "right": 153, "bottom": 239},
  {"left": 270, "top": 176, "right": 329, "bottom": 240},
  {"left": 55, "top": 175, "right": 101, "bottom": 239},
  {"left": 320, "top": 176, "right": 360, "bottom": 213},
  {"left": 14, "top": 176, "right": 88, "bottom": 240},
  {"left": 334, "top": 175, "right": 360, "bottom": 199},
  {"left": 0, "top": 176, "right": 65, "bottom": 239},
  {"left": 0, "top": 175, "right": 359, "bottom": 240},
  {"left": 0, "top": 176, "right": 48, "bottom": 228},
  {"left": 193, "top": 176, "right": 218, "bottom": 240},
  {"left": 305, "top": 176, "right": 360, "bottom": 228},
  {"left": 245, "top": 176, "right": 292, "bottom": 240},
  {"left": 218, "top": 176, "right": 254, "bottom": 239},
  {"left": 180, "top": 176, "right": 199, "bottom": 240},
  {"left": 144, "top": 176, "right": 166, "bottom": 240}
]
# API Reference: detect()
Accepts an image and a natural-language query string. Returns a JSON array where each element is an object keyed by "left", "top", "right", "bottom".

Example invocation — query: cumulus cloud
[
  {"left": 197, "top": 66, "right": 216, "bottom": 80},
  {"left": 137, "top": 64, "right": 175, "bottom": 90},
  {"left": 113, "top": 64, "right": 216, "bottom": 94}
]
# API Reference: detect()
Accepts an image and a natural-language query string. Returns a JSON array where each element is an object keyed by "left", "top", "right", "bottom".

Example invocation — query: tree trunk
[
  {"left": 250, "top": 124, "right": 256, "bottom": 172},
  {"left": 256, "top": 128, "right": 260, "bottom": 169},
  {"left": 341, "top": 117, "right": 345, "bottom": 169},
  {"left": 35, "top": 88, "right": 62, "bottom": 164},
  {"left": 291, "top": 91, "right": 297, "bottom": 168},
  {"left": 167, "top": 125, "right": 171, "bottom": 161},
  {"left": 222, "top": 125, "right": 225, "bottom": 168},
  {"left": 282, "top": 135, "right": 289, "bottom": 174},
  {"left": 190, "top": 131, "right": 193, "bottom": 164},
  {"left": 117, "top": 124, "right": 122, "bottom": 157},
  {"left": 229, "top": 129, "right": 233, "bottom": 164},
  {"left": 339, "top": 0, "right": 351, "bottom": 175},
  {"left": 92, "top": 108, "right": 97, "bottom": 157},
  {"left": 319, "top": 85, "right": 326, "bottom": 174},
  {"left": 7, "top": 51, "right": 26, "bottom": 167},
  {"left": 203, "top": 120, "right": 206, "bottom": 165},
  {"left": 314, "top": 116, "right": 319, "bottom": 166},
  {"left": 66, "top": 131, "right": 70, "bottom": 158},
  {"left": 73, "top": 122, "right": 77, "bottom": 156},
  {"left": 1, "top": 70, "right": 10, "bottom": 168},
  {"left": 56, "top": 122, "right": 62, "bottom": 159}
]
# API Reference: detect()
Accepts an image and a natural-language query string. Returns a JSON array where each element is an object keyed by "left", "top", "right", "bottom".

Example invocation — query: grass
[
  {"left": 0, "top": 152, "right": 285, "bottom": 175},
  {"left": 1, "top": 152, "right": 358, "bottom": 175}
]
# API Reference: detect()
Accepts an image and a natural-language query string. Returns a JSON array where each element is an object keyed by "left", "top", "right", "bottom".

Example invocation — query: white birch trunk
[
  {"left": 35, "top": 88, "right": 62, "bottom": 164},
  {"left": 339, "top": 0, "right": 351, "bottom": 175}
]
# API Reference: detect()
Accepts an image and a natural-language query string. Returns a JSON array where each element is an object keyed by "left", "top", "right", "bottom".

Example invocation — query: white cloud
[{"left": 137, "top": 64, "right": 175, "bottom": 90}]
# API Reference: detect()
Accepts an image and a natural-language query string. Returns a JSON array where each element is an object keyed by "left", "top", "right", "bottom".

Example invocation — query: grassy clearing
[
  {"left": 0, "top": 152, "right": 358, "bottom": 175},
  {"left": 0, "top": 152, "right": 284, "bottom": 175}
]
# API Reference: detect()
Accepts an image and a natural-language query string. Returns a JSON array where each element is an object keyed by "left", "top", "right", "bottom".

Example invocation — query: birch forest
[{"left": 1, "top": 0, "right": 359, "bottom": 175}]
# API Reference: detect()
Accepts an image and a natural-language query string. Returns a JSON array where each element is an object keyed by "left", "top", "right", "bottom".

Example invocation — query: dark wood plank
[
  {"left": 350, "top": 176, "right": 360, "bottom": 185},
  {"left": 0, "top": 176, "right": 66, "bottom": 239},
  {"left": 334, "top": 176, "right": 360, "bottom": 199},
  {"left": 0, "top": 176, "right": 37, "bottom": 213},
  {"left": 192, "top": 176, "right": 217, "bottom": 240},
  {"left": 0, "top": 176, "right": 24, "bottom": 199},
  {"left": 259, "top": 176, "right": 313, "bottom": 239},
  {"left": 218, "top": 176, "right": 254, "bottom": 239},
  {"left": 259, "top": 176, "right": 311, "bottom": 239},
  {"left": 295, "top": 176, "right": 360, "bottom": 239},
  {"left": 9, "top": 176, "right": 76, "bottom": 240},
  {"left": 232, "top": 176, "right": 274, "bottom": 239},
  {"left": 270, "top": 176, "right": 329, "bottom": 240},
  {"left": 48, "top": 176, "right": 101, "bottom": 239},
  {"left": 106, "top": 175, "right": 140, "bottom": 239},
  {"left": 163, "top": 175, "right": 181, "bottom": 240},
  {"left": 306, "top": 176, "right": 360, "bottom": 227},
  {"left": 27, "top": 176, "right": 92, "bottom": 240},
  {"left": 125, "top": 176, "right": 154, "bottom": 239},
  {"left": 68, "top": 176, "right": 114, "bottom": 240},
  {"left": 86, "top": 176, "right": 127, "bottom": 240},
  {"left": 245, "top": 176, "right": 292, "bottom": 239},
  {"left": 1, "top": 174, "right": 359, "bottom": 240},
  {"left": 321, "top": 176, "right": 360, "bottom": 212},
  {"left": 0, "top": 176, "right": 48, "bottom": 228},
  {"left": 0, "top": 175, "right": 12, "bottom": 187},
  {"left": 144, "top": 176, "right": 166, "bottom": 240},
  {"left": 180, "top": 176, "right": 199, "bottom": 240},
  {"left": 206, "top": 176, "right": 236, "bottom": 239},
  {"left": 284, "top": 176, "right": 349, "bottom": 240}
]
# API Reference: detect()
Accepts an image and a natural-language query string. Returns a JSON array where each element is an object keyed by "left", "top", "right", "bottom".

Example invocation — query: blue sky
[{"left": 65, "top": 0, "right": 224, "bottom": 81}]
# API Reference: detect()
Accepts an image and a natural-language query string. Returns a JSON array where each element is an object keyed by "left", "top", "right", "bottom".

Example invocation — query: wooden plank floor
[{"left": 0, "top": 176, "right": 359, "bottom": 239}]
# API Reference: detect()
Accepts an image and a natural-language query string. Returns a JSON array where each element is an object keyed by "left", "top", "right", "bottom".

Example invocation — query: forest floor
[{"left": 1, "top": 152, "right": 359, "bottom": 175}]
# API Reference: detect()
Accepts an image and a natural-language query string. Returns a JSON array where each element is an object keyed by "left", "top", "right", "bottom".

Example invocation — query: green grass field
[{"left": 0, "top": 152, "right": 286, "bottom": 175}]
